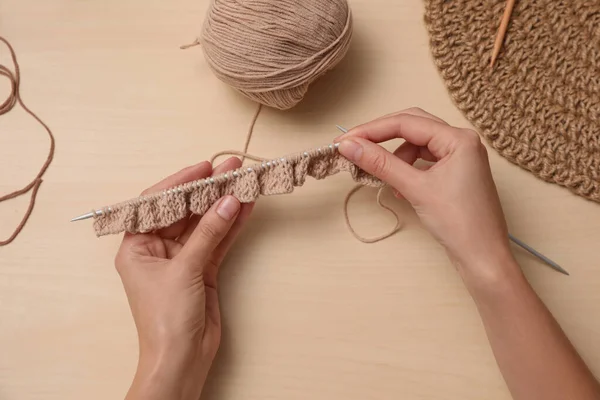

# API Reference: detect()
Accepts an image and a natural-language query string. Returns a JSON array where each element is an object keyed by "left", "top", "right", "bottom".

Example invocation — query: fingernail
[
  {"left": 216, "top": 196, "right": 240, "bottom": 221},
  {"left": 338, "top": 140, "right": 363, "bottom": 162}
]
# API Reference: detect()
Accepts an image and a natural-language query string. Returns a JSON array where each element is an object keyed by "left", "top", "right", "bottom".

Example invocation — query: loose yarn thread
[
  {"left": 195, "top": 0, "right": 353, "bottom": 110},
  {"left": 0, "top": 37, "right": 55, "bottom": 246},
  {"left": 343, "top": 185, "right": 401, "bottom": 243}
]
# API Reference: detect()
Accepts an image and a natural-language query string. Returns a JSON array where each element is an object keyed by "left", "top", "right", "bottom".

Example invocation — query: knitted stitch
[
  {"left": 424, "top": 0, "right": 600, "bottom": 202},
  {"left": 92, "top": 144, "right": 383, "bottom": 236}
]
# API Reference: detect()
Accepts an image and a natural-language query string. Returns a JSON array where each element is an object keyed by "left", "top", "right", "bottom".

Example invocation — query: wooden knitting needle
[
  {"left": 335, "top": 125, "right": 569, "bottom": 276},
  {"left": 490, "top": 0, "right": 516, "bottom": 68}
]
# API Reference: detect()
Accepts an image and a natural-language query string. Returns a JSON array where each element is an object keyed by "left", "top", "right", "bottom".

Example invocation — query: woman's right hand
[{"left": 336, "top": 108, "right": 519, "bottom": 283}]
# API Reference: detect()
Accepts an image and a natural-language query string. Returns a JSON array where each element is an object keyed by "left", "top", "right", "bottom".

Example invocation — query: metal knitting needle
[
  {"left": 71, "top": 211, "right": 101, "bottom": 222},
  {"left": 335, "top": 125, "right": 569, "bottom": 276},
  {"left": 507, "top": 234, "right": 569, "bottom": 275}
]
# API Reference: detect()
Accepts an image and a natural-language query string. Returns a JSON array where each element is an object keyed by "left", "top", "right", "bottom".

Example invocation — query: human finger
[
  {"left": 118, "top": 161, "right": 213, "bottom": 250},
  {"left": 202, "top": 202, "right": 254, "bottom": 289},
  {"left": 393, "top": 141, "right": 437, "bottom": 164},
  {"left": 372, "top": 107, "right": 449, "bottom": 125},
  {"left": 177, "top": 195, "right": 240, "bottom": 267},
  {"left": 336, "top": 113, "right": 461, "bottom": 159},
  {"left": 334, "top": 107, "right": 449, "bottom": 141},
  {"left": 177, "top": 157, "right": 243, "bottom": 245},
  {"left": 338, "top": 137, "right": 422, "bottom": 195}
]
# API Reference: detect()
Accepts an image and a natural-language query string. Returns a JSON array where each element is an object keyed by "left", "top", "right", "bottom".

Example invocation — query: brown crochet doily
[{"left": 424, "top": 0, "right": 600, "bottom": 202}]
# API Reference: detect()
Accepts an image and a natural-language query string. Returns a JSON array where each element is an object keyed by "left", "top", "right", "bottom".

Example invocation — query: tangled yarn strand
[{"left": 0, "top": 37, "right": 56, "bottom": 246}]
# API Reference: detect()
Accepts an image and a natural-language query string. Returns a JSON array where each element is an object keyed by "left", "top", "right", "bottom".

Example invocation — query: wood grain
[{"left": 1, "top": 0, "right": 599, "bottom": 399}]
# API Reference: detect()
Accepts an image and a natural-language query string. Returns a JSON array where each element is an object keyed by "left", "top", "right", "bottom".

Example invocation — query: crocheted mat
[{"left": 424, "top": 0, "right": 600, "bottom": 202}]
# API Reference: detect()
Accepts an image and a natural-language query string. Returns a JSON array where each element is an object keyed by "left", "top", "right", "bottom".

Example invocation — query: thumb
[
  {"left": 338, "top": 137, "right": 421, "bottom": 195},
  {"left": 177, "top": 195, "right": 241, "bottom": 266}
]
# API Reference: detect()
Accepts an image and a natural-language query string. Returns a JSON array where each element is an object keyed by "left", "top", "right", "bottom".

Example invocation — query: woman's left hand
[{"left": 115, "top": 157, "right": 254, "bottom": 400}]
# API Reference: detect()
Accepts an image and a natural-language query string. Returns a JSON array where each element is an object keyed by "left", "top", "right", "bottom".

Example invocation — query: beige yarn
[
  {"left": 424, "top": 0, "right": 600, "bottom": 202},
  {"left": 199, "top": 0, "right": 353, "bottom": 110},
  {"left": 343, "top": 184, "right": 402, "bottom": 243},
  {"left": 0, "top": 36, "right": 56, "bottom": 246},
  {"left": 93, "top": 144, "right": 384, "bottom": 236}
]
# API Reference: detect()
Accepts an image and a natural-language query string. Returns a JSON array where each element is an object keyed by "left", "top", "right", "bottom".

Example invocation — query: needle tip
[
  {"left": 543, "top": 260, "right": 569, "bottom": 276},
  {"left": 508, "top": 234, "right": 569, "bottom": 277},
  {"left": 556, "top": 266, "right": 570, "bottom": 276},
  {"left": 70, "top": 212, "right": 95, "bottom": 222},
  {"left": 335, "top": 125, "right": 348, "bottom": 133}
]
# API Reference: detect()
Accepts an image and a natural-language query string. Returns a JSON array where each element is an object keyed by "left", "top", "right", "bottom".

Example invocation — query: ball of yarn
[{"left": 200, "top": 0, "right": 353, "bottom": 110}]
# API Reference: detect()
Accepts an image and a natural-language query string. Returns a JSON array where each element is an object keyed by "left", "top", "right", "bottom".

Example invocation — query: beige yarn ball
[{"left": 200, "top": 0, "right": 353, "bottom": 110}]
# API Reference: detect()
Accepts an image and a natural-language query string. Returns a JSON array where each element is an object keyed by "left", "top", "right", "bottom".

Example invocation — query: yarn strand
[
  {"left": 0, "top": 179, "right": 43, "bottom": 246},
  {"left": 179, "top": 37, "right": 202, "bottom": 50},
  {"left": 0, "top": 36, "right": 55, "bottom": 246},
  {"left": 209, "top": 103, "right": 264, "bottom": 165},
  {"left": 343, "top": 184, "right": 402, "bottom": 243},
  {"left": 241, "top": 103, "right": 262, "bottom": 161}
]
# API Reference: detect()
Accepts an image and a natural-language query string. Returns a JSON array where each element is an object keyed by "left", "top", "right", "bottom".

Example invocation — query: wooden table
[{"left": 1, "top": 1, "right": 599, "bottom": 399}]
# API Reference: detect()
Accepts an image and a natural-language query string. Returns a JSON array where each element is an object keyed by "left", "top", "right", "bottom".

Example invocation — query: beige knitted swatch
[
  {"left": 93, "top": 144, "right": 383, "bottom": 236},
  {"left": 425, "top": 0, "right": 600, "bottom": 202}
]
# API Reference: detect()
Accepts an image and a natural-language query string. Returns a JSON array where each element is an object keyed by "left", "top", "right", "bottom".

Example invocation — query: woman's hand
[
  {"left": 337, "top": 109, "right": 600, "bottom": 400},
  {"left": 115, "top": 157, "right": 254, "bottom": 400},
  {"left": 336, "top": 108, "right": 517, "bottom": 283}
]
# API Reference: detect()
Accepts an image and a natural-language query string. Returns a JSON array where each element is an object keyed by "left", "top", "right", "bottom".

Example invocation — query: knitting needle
[
  {"left": 71, "top": 131, "right": 568, "bottom": 277},
  {"left": 490, "top": 0, "right": 516, "bottom": 68},
  {"left": 71, "top": 211, "right": 100, "bottom": 222},
  {"left": 508, "top": 234, "right": 569, "bottom": 275},
  {"left": 70, "top": 209, "right": 568, "bottom": 276},
  {"left": 335, "top": 125, "right": 569, "bottom": 276}
]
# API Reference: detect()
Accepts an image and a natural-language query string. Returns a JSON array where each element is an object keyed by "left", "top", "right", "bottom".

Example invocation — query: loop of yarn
[
  {"left": 200, "top": 0, "right": 353, "bottom": 110},
  {"left": 0, "top": 37, "right": 55, "bottom": 246},
  {"left": 343, "top": 184, "right": 402, "bottom": 243}
]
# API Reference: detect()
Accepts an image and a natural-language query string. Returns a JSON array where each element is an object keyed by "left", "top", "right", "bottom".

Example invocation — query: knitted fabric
[
  {"left": 424, "top": 0, "right": 600, "bottom": 202},
  {"left": 92, "top": 144, "right": 383, "bottom": 236}
]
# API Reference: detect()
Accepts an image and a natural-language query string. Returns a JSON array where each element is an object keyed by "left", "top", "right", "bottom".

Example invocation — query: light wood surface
[{"left": 1, "top": 1, "right": 599, "bottom": 399}]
